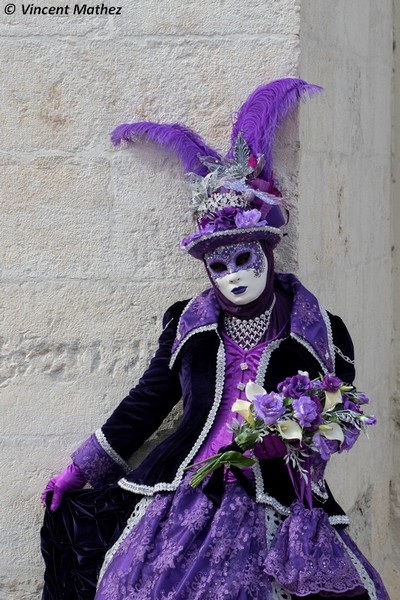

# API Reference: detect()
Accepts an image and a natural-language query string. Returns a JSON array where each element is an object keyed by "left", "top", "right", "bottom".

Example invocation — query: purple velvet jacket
[{"left": 72, "top": 274, "right": 355, "bottom": 522}]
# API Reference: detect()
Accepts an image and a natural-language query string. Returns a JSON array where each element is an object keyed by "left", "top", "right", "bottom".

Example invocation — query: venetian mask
[{"left": 204, "top": 241, "right": 268, "bottom": 305}]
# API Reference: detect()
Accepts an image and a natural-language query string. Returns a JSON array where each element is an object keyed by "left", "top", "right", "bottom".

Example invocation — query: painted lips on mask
[{"left": 204, "top": 241, "right": 268, "bottom": 306}]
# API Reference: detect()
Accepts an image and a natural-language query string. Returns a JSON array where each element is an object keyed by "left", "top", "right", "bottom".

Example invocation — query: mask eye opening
[
  {"left": 209, "top": 262, "right": 227, "bottom": 273},
  {"left": 235, "top": 252, "right": 251, "bottom": 267}
]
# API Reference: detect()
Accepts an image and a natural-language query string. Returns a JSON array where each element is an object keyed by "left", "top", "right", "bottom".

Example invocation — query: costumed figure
[{"left": 41, "top": 79, "right": 390, "bottom": 600}]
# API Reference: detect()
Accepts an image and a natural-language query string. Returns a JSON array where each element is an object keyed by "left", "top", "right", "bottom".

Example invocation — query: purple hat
[{"left": 111, "top": 78, "right": 322, "bottom": 259}]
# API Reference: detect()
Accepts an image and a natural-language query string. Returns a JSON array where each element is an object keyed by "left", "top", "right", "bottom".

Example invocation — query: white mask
[{"left": 204, "top": 241, "right": 268, "bottom": 305}]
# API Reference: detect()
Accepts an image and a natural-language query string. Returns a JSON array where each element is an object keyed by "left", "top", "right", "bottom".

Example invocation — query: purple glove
[
  {"left": 41, "top": 463, "right": 87, "bottom": 511},
  {"left": 254, "top": 435, "right": 287, "bottom": 460}
]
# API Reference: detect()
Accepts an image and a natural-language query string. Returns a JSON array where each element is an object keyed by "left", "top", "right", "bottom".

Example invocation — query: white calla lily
[
  {"left": 231, "top": 399, "right": 254, "bottom": 425},
  {"left": 324, "top": 390, "right": 343, "bottom": 412},
  {"left": 318, "top": 422, "right": 344, "bottom": 443},
  {"left": 245, "top": 381, "right": 266, "bottom": 402},
  {"left": 277, "top": 420, "right": 302, "bottom": 441}
]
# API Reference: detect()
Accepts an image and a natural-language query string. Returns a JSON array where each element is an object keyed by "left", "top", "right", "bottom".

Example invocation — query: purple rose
[
  {"left": 339, "top": 427, "right": 360, "bottom": 452},
  {"left": 292, "top": 395, "right": 320, "bottom": 428},
  {"left": 357, "top": 393, "right": 369, "bottom": 405},
  {"left": 234, "top": 209, "right": 266, "bottom": 229},
  {"left": 319, "top": 374, "right": 342, "bottom": 392},
  {"left": 362, "top": 415, "right": 377, "bottom": 426},
  {"left": 278, "top": 373, "right": 312, "bottom": 398},
  {"left": 312, "top": 432, "right": 339, "bottom": 461},
  {"left": 253, "top": 392, "right": 286, "bottom": 425},
  {"left": 342, "top": 395, "right": 362, "bottom": 413},
  {"left": 198, "top": 207, "right": 240, "bottom": 232},
  {"left": 213, "top": 207, "right": 240, "bottom": 229}
]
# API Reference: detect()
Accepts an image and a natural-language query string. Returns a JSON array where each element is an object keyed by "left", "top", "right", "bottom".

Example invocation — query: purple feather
[
  {"left": 111, "top": 121, "right": 221, "bottom": 176},
  {"left": 228, "top": 78, "right": 323, "bottom": 181}
]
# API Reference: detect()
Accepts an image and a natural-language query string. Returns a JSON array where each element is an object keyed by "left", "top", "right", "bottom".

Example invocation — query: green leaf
[
  {"left": 219, "top": 450, "right": 255, "bottom": 468},
  {"left": 235, "top": 431, "right": 260, "bottom": 450}
]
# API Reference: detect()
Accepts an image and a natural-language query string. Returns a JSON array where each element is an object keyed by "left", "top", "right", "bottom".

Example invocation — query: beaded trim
[
  {"left": 224, "top": 296, "right": 276, "bottom": 350},
  {"left": 334, "top": 344, "right": 355, "bottom": 365},
  {"left": 169, "top": 323, "right": 218, "bottom": 369},
  {"left": 290, "top": 333, "right": 329, "bottom": 374},
  {"left": 311, "top": 480, "right": 329, "bottom": 501},
  {"left": 95, "top": 429, "right": 131, "bottom": 473},
  {"left": 97, "top": 496, "right": 153, "bottom": 587},
  {"left": 334, "top": 529, "right": 376, "bottom": 599},
  {"left": 119, "top": 335, "right": 226, "bottom": 495},
  {"left": 184, "top": 225, "right": 282, "bottom": 253},
  {"left": 329, "top": 514, "right": 350, "bottom": 526},
  {"left": 320, "top": 305, "right": 335, "bottom": 372}
]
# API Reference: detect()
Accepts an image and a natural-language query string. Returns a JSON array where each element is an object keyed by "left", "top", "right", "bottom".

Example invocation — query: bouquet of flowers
[{"left": 189, "top": 371, "right": 376, "bottom": 499}]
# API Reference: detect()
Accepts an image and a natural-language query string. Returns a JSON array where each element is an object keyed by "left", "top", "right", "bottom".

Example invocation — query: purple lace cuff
[
  {"left": 264, "top": 501, "right": 366, "bottom": 597},
  {"left": 72, "top": 433, "right": 130, "bottom": 488}
]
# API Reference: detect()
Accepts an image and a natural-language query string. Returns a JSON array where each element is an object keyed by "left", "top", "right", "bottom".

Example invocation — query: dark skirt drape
[{"left": 40, "top": 486, "right": 139, "bottom": 600}]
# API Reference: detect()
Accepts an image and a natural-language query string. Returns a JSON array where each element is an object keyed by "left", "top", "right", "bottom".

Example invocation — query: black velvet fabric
[
  {"left": 41, "top": 486, "right": 139, "bottom": 600},
  {"left": 41, "top": 300, "right": 357, "bottom": 598}
]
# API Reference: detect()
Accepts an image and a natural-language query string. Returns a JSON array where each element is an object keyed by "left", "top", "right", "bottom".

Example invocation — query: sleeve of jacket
[
  {"left": 329, "top": 313, "right": 356, "bottom": 384},
  {"left": 72, "top": 301, "right": 186, "bottom": 487}
]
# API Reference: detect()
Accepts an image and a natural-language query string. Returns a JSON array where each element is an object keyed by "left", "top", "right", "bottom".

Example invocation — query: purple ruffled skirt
[{"left": 95, "top": 477, "right": 388, "bottom": 600}]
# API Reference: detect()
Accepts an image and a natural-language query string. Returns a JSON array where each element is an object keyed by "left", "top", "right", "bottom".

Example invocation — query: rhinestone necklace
[{"left": 224, "top": 296, "right": 276, "bottom": 350}]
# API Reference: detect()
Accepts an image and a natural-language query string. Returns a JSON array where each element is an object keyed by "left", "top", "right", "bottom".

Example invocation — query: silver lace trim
[
  {"left": 334, "top": 529, "right": 377, "bottom": 599},
  {"left": 254, "top": 458, "right": 349, "bottom": 525},
  {"left": 119, "top": 335, "right": 226, "bottom": 495},
  {"left": 320, "top": 305, "right": 335, "bottom": 372},
  {"left": 253, "top": 460, "right": 291, "bottom": 515},
  {"left": 334, "top": 344, "right": 355, "bottom": 365},
  {"left": 184, "top": 225, "right": 282, "bottom": 252},
  {"left": 95, "top": 429, "right": 131, "bottom": 473},
  {"left": 224, "top": 296, "right": 276, "bottom": 350},
  {"left": 97, "top": 496, "right": 153, "bottom": 587},
  {"left": 311, "top": 480, "right": 329, "bottom": 501},
  {"left": 264, "top": 508, "right": 292, "bottom": 600},
  {"left": 290, "top": 333, "right": 329, "bottom": 374},
  {"left": 329, "top": 514, "right": 350, "bottom": 525},
  {"left": 255, "top": 337, "right": 285, "bottom": 386},
  {"left": 264, "top": 505, "right": 285, "bottom": 546},
  {"left": 169, "top": 323, "right": 218, "bottom": 368}
]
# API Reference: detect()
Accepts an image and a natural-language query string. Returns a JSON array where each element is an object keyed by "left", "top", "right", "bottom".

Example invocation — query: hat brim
[{"left": 183, "top": 226, "right": 282, "bottom": 259}]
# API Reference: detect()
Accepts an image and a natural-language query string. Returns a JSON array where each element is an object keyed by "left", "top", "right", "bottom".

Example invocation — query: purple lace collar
[{"left": 170, "top": 274, "right": 334, "bottom": 373}]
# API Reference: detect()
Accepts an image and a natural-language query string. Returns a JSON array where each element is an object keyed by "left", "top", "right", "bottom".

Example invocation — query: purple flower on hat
[
  {"left": 234, "top": 208, "right": 266, "bottom": 229},
  {"left": 278, "top": 373, "right": 312, "bottom": 398},
  {"left": 292, "top": 396, "right": 320, "bottom": 427},
  {"left": 253, "top": 392, "right": 285, "bottom": 425},
  {"left": 198, "top": 207, "right": 241, "bottom": 232},
  {"left": 247, "top": 155, "right": 258, "bottom": 169},
  {"left": 312, "top": 432, "right": 339, "bottom": 461}
]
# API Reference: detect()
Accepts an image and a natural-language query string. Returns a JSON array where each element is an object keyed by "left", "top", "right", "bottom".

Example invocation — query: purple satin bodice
[{"left": 194, "top": 332, "right": 265, "bottom": 481}]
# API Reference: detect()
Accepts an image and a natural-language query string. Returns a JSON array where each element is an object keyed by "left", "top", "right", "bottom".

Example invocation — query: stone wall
[
  {"left": 299, "top": 0, "right": 397, "bottom": 593},
  {"left": 1, "top": 2, "right": 301, "bottom": 597},
  {"left": 0, "top": 0, "right": 397, "bottom": 597}
]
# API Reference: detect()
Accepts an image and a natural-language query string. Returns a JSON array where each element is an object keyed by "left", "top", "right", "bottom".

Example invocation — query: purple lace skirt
[{"left": 95, "top": 478, "right": 388, "bottom": 600}]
